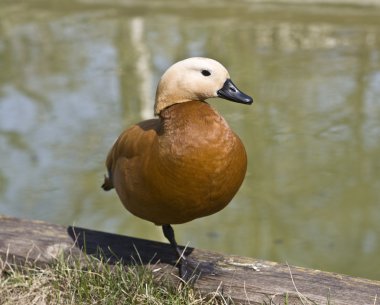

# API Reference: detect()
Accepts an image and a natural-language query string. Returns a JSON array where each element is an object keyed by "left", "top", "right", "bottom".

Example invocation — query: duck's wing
[{"left": 101, "top": 118, "right": 160, "bottom": 191}]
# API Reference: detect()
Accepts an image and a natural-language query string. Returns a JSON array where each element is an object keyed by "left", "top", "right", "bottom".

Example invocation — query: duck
[{"left": 102, "top": 57, "right": 253, "bottom": 280}]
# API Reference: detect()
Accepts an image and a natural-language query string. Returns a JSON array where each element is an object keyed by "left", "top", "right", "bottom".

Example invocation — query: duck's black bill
[{"left": 217, "top": 79, "right": 253, "bottom": 105}]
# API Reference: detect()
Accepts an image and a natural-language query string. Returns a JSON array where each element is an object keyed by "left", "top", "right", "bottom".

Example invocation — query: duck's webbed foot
[
  {"left": 162, "top": 224, "right": 215, "bottom": 284},
  {"left": 179, "top": 255, "right": 216, "bottom": 283}
]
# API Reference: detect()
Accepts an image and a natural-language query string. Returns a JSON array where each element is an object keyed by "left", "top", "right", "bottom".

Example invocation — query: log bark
[{"left": 0, "top": 215, "right": 379, "bottom": 305}]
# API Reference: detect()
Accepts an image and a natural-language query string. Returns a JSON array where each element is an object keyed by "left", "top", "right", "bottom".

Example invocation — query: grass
[
  {"left": 0, "top": 254, "right": 338, "bottom": 305},
  {"left": 0, "top": 255, "right": 231, "bottom": 305}
]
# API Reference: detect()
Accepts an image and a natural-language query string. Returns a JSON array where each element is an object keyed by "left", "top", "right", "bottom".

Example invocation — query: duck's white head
[{"left": 154, "top": 57, "right": 253, "bottom": 115}]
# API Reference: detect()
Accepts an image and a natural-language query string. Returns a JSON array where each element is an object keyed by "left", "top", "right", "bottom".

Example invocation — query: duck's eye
[{"left": 201, "top": 70, "right": 211, "bottom": 77}]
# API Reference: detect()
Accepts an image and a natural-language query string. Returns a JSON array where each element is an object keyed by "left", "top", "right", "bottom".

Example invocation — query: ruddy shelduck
[{"left": 102, "top": 57, "right": 253, "bottom": 280}]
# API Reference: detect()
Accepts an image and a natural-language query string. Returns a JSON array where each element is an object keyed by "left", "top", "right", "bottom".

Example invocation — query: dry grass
[
  {"left": 0, "top": 255, "right": 231, "bottom": 305},
  {"left": 0, "top": 255, "right": 337, "bottom": 305}
]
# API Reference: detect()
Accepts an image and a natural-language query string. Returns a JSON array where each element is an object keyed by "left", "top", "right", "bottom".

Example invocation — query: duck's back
[{"left": 105, "top": 101, "right": 247, "bottom": 225}]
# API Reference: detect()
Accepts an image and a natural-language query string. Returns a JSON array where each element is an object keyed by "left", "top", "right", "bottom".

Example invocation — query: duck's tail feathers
[{"left": 102, "top": 175, "right": 114, "bottom": 191}]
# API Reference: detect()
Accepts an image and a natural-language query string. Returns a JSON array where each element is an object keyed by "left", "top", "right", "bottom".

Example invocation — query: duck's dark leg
[
  {"left": 162, "top": 224, "right": 183, "bottom": 259},
  {"left": 162, "top": 224, "right": 195, "bottom": 281}
]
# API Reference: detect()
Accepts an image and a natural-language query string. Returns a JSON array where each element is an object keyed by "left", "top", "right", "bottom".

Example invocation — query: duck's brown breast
[{"left": 109, "top": 101, "right": 247, "bottom": 225}]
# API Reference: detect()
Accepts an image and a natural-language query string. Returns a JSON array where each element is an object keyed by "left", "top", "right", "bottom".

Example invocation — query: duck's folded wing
[{"left": 101, "top": 118, "right": 160, "bottom": 191}]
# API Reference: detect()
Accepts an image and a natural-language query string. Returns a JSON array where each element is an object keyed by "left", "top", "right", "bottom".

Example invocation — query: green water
[{"left": 1, "top": 1, "right": 380, "bottom": 280}]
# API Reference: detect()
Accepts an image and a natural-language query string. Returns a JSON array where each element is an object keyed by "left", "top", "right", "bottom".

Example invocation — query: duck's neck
[
  {"left": 159, "top": 100, "right": 226, "bottom": 126},
  {"left": 157, "top": 100, "right": 232, "bottom": 143},
  {"left": 159, "top": 100, "right": 208, "bottom": 118}
]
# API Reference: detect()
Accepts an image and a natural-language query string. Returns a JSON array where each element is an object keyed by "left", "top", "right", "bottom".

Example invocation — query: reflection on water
[{"left": 1, "top": 1, "right": 380, "bottom": 280}]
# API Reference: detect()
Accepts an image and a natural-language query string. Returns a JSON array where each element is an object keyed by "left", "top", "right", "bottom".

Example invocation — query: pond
[{"left": 0, "top": 0, "right": 380, "bottom": 280}]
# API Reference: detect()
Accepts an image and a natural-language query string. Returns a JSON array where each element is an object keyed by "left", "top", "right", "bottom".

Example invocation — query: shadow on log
[
  {"left": 0, "top": 215, "right": 379, "bottom": 305},
  {"left": 67, "top": 225, "right": 192, "bottom": 265}
]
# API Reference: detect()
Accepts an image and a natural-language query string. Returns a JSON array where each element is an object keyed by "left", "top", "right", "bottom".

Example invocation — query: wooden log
[{"left": 0, "top": 215, "right": 379, "bottom": 305}]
